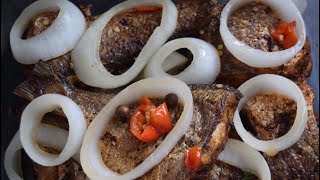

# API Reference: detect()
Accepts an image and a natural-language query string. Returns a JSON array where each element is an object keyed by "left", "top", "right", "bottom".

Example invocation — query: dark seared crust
[
  {"left": 25, "top": 0, "right": 219, "bottom": 75},
  {"left": 196, "top": 16, "right": 312, "bottom": 88},
  {"left": 264, "top": 80, "right": 319, "bottom": 179},
  {"left": 240, "top": 93, "right": 296, "bottom": 140},
  {"left": 228, "top": 79, "right": 319, "bottom": 179},
  {"left": 24, "top": 1, "right": 312, "bottom": 85},
  {"left": 30, "top": 147, "right": 86, "bottom": 180},
  {"left": 141, "top": 84, "right": 242, "bottom": 179}
]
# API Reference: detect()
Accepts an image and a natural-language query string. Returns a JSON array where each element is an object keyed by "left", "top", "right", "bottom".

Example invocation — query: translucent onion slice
[
  {"left": 233, "top": 74, "right": 308, "bottom": 156},
  {"left": 81, "top": 77, "right": 193, "bottom": 179},
  {"left": 162, "top": 51, "right": 189, "bottom": 72},
  {"left": 4, "top": 124, "right": 80, "bottom": 180},
  {"left": 144, "top": 38, "right": 221, "bottom": 84},
  {"left": 218, "top": 139, "right": 271, "bottom": 180},
  {"left": 71, "top": 0, "right": 178, "bottom": 89},
  {"left": 20, "top": 94, "right": 86, "bottom": 166},
  {"left": 220, "top": 0, "right": 306, "bottom": 68},
  {"left": 292, "top": 0, "right": 307, "bottom": 14},
  {"left": 10, "top": 0, "right": 86, "bottom": 64}
]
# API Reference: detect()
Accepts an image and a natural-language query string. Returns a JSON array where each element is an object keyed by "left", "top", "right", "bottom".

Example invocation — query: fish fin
[
  {"left": 33, "top": 61, "right": 58, "bottom": 77},
  {"left": 13, "top": 62, "right": 69, "bottom": 101},
  {"left": 13, "top": 80, "right": 39, "bottom": 101}
]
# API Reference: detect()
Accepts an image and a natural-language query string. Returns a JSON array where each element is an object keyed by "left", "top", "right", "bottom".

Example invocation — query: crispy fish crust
[
  {"left": 228, "top": 79, "right": 319, "bottom": 179},
  {"left": 195, "top": 16, "right": 312, "bottom": 88}
]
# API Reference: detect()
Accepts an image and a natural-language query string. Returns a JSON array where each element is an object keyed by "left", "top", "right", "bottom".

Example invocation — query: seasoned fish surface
[
  {"left": 25, "top": 0, "right": 219, "bottom": 75},
  {"left": 234, "top": 80, "right": 319, "bottom": 179}
]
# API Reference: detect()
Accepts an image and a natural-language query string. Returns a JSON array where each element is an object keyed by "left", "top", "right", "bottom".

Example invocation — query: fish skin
[
  {"left": 14, "top": 62, "right": 243, "bottom": 179},
  {"left": 195, "top": 16, "right": 313, "bottom": 88},
  {"left": 24, "top": 0, "right": 220, "bottom": 75},
  {"left": 225, "top": 79, "right": 319, "bottom": 179},
  {"left": 139, "top": 84, "right": 242, "bottom": 179},
  {"left": 13, "top": 61, "right": 121, "bottom": 125}
]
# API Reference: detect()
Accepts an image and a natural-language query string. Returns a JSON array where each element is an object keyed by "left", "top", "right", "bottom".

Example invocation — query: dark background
[{"left": 1, "top": 0, "right": 319, "bottom": 179}]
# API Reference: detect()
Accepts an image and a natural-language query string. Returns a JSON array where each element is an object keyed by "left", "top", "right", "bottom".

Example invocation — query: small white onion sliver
[
  {"left": 81, "top": 77, "right": 193, "bottom": 180},
  {"left": 144, "top": 38, "right": 221, "bottom": 84},
  {"left": 72, "top": 0, "right": 178, "bottom": 89},
  {"left": 162, "top": 51, "right": 189, "bottom": 72},
  {"left": 4, "top": 124, "right": 81, "bottom": 180},
  {"left": 218, "top": 139, "right": 271, "bottom": 180},
  {"left": 233, "top": 74, "right": 308, "bottom": 156},
  {"left": 20, "top": 94, "right": 86, "bottom": 166},
  {"left": 220, "top": 0, "right": 306, "bottom": 68},
  {"left": 10, "top": 0, "right": 86, "bottom": 64}
]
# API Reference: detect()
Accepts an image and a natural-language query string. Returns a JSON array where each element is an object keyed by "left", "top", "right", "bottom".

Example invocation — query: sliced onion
[
  {"left": 233, "top": 74, "right": 308, "bottom": 156},
  {"left": 10, "top": 0, "right": 86, "bottom": 64},
  {"left": 220, "top": 0, "right": 306, "bottom": 68},
  {"left": 4, "top": 124, "right": 81, "bottom": 180},
  {"left": 134, "top": 52, "right": 189, "bottom": 82},
  {"left": 162, "top": 51, "right": 189, "bottom": 72},
  {"left": 71, "top": 0, "right": 178, "bottom": 89},
  {"left": 20, "top": 94, "right": 86, "bottom": 166},
  {"left": 81, "top": 77, "right": 193, "bottom": 179},
  {"left": 292, "top": 0, "right": 307, "bottom": 14},
  {"left": 218, "top": 138, "right": 271, "bottom": 180},
  {"left": 144, "top": 38, "right": 221, "bottom": 84}
]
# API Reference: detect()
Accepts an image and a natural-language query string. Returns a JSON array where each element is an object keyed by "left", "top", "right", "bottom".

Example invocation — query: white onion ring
[
  {"left": 81, "top": 77, "right": 193, "bottom": 179},
  {"left": 10, "top": 0, "right": 86, "bottom": 64},
  {"left": 4, "top": 124, "right": 81, "bottom": 180},
  {"left": 71, "top": 0, "right": 178, "bottom": 89},
  {"left": 220, "top": 0, "right": 306, "bottom": 68},
  {"left": 20, "top": 94, "right": 86, "bottom": 166},
  {"left": 218, "top": 138, "right": 271, "bottom": 180},
  {"left": 162, "top": 51, "right": 189, "bottom": 72},
  {"left": 233, "top": 74, "right": 308, "bottom": 156},
  {"left": 144, "top": 38, "right": 221, "bottom": 84},
  {"left": 292, "top": 0, "right": 307, "bottom": 14}
]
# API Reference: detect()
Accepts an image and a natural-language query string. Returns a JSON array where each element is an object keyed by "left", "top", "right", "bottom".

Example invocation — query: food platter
[{"left": 1, "top": 0, "right": 318, "bottom": 179}]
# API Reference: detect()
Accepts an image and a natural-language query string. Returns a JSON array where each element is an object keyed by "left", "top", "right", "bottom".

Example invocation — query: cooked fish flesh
[
  {"left": 195, "top": 16, "right": 312, "bottom": 88},
  {"left": 233, "top": 79, "right": 319, "bottom": 179}
]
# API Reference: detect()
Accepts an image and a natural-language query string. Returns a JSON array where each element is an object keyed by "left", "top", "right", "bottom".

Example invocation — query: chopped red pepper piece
[
  {"left": 184, "top": 146, "right": 202, "bottom": 171},
  {"left": 130, "top": 105, "right": 160, "bottom": 142},
  {"left": 130, "top": 97, "right": 172, "bottom": 142},
  {"left": 151, "top": 103, "right": 172, "bottom": 133},
  {"left": 132, "top": 6, "right": 162, "bottom": 12},
  {"left": 269, "top": 20, "right": 298, "bottom": 49}
]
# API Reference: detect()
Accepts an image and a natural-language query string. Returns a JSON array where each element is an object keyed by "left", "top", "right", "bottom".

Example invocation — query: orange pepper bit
[
  {"left": 184, "top": 146, "right": 202, "bottom": 171},
  {"left": 151, "top": 103, "right": 172, "bottom": 133},
  {"left": 130, "top": 97, "right": 172, "bottom": 143},
  {"left": 269, "top": 20, "right": 298, "bottom": 49}
]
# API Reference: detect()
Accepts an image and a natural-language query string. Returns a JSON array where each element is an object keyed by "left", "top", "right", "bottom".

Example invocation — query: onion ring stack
[
  {"left": 20, "top": 94, "right": 86, "bottom": 166},
  {"left": 4, "top": 124, "right": 81, "bottom": 180}
]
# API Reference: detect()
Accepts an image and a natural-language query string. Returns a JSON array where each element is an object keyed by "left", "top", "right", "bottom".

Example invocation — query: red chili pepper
[
  {"left": 184, "top": 146, "right": 202, "bottom": 171},
  {"left": 269, "top": 20, "right": 298, "bottom": 49},
  {"left": 130, "top": 105, "right": 160, "bottom": 142},
  {"left": 133, "top": 6, "right": 162, "bottom": 12},
  {"left": 130, "top": 97, "right": 172, "bottom": 142},
  {"left": 151, "top": 103, "right": 172, "bottom": 133}
]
